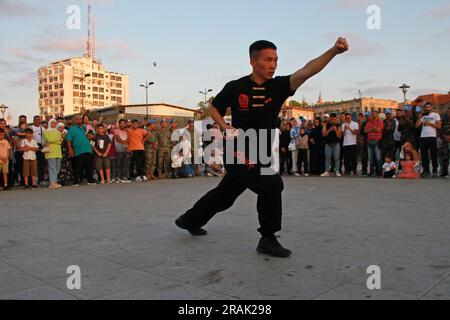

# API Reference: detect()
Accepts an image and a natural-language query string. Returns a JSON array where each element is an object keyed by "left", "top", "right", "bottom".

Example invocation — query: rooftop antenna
[{"left": 83, "top": 0, "right": 94, "bottom": 59}]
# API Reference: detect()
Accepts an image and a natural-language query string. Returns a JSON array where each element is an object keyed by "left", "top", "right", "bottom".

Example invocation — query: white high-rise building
[
  {"left": 37, "top": 3, "right": 129, "bottom": 118},
  {"left": 38, "top": 57, "right": 129, "bottom": 117}
]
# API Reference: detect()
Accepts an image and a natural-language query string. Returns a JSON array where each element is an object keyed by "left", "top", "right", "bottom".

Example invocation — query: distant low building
[
  {"left": 313, "top": 97, "right": 399, "bottom": 118},
  {"left": 65, "top": 103, "right": 202, "bottom": 127}
]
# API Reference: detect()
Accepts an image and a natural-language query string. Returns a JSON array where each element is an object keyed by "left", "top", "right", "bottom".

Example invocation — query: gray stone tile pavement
[{"left": 0, "top": 177, "right": 448, "bottom": 300}]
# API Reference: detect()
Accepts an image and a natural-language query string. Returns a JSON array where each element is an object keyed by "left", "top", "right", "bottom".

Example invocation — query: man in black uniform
[{"left": 175, "top": 38, "right": 349, "bottom": 258}]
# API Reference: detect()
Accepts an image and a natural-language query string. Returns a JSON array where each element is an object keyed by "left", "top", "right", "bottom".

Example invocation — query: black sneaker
[
  {"left": 175, "top": 216, "right": 207, "bottom": 236},
  {"left": 32, "top": 185, "right": 38, "bottom": 189},
  {"left": 257, "top": 237, "right": 292, "bottom": 258}
]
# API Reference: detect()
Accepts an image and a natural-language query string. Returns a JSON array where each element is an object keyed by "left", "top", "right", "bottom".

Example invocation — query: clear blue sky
[{"left": 1, "top": 0, "right": 449, "bottom": 122}]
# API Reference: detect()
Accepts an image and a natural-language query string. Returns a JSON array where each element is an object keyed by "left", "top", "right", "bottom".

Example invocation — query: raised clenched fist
[{"left": 333, "top": 37, "right": 349, "bottom": 54}]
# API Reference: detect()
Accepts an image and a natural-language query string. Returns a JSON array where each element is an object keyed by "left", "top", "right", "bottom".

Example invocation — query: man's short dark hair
[
  {"left": 97, "top": 123, "right": 105, "bottom": 129},
  {"left": 24, "top": 128, "right": 33, "bottom": 134},
  {"left": 249, "top": 40, "right": 277, "bottom": 58},
  {"left": 19, "top": 115, "right": 27, "bottom": 119},
  {"left": 0, "top": 128, "right": 5, "bottom": 134},
  {"left": 345, "top": 113, "right": 351, "bottom": 117},
  {"left": 119, "top": 119, "right": 127, "bottom": 124}
]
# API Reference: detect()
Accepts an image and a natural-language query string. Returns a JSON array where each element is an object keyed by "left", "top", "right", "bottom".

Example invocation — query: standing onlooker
[
  {"left": 342, "top": 113, "right": 359, "bottom": 175},
  {"left": 12, "top": 121, "right": 27, "bottom": 186},
  {"left": 365, "top": 110, "right": 384, "bottom": 176},
  {"left": 309, "top": 118, "right": 324, "bottom": 175},
  {"left": 107, "top": 125, "right": 116, "bottom": 183},
  {"left": 439, "top": 107, "right": 450, "bottom": 178},
  {"left": 20, "top": 128, "right": 39, "bottom": 189},
  {"left": 30, "top": 115, "right": 47, "bottom": 185},
  {"left": 145, "top": 119, "right": 159, "bottom": 180},
  {"left": 57, "top": 123, "right": 73, "bottom": 186},
  {"left": 82, "top": 114, "right": 95, "bottom": 134},
  {"left": 289, "top": 118, "right": 300, "bottom": 176},
  {"left": 296, "top": 127, "right": 309, "bottom": 176},
  {"left": 358, "top": 112, "right": 370, "bottom": 176},
  {"left": 43, "top": 119, "right": 63, "bottom": 189},
  {"left": 157, "top": 119, "right": 172, "bottom": 179},
  {"left": 114, "top": 119, "right": 131, "bottom": 183},
  {"left": 416, "top": 102, "right": 442, "bottom": 178},
  {"left": 128, "top": 119, "right": 149, "bottom": 182},
  {"left": 66, "top": 115, "right": 95, "bottom": 186},
  {"left": 321, "top": 113, "right": 342, "bottom": 177},
  {"left": 279, "top": 123, "right": 292, "bottom": 175},
  {"left": 393, "top": 109, "right": 403, "bottom": 163},
  {"left": 93, "top": 124, "right": 112, "bottom": 184},
  {"left": 382, "top": 109, "right": 396, "bottom": 161},
  {"left": 0, "top": 128, "right": 11, "bottom": 190}
]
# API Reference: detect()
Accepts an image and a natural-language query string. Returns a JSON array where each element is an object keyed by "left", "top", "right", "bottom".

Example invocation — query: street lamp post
[
  {"left": 0, "top": 104, "right": 8, "bottom": 119},
  {"left": 399, "top": 83, "right": 410, "bottom": 104},
  {"left": 140, "top": 81, "right": 155, "bottom": 120},
  {"left": 199, "top": 89, "right": 213, "bottom": 107}
]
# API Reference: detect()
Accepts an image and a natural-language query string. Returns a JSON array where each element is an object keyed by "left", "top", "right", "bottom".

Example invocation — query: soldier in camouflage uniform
[
  {"left": 157, "top": 119, "right": 172, "bottom": 179},
  {"left": 145, "top": 119, "right": 159, "bottom": 180}
]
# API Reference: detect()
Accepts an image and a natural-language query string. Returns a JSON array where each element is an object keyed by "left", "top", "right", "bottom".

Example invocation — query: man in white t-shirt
[
  {"left": 30, "top": 115, "right": 47, "bottom": 184},
  {"left": 416, "top": 102, "right": 442, "bottom": 177},
  {"left": 341, "top": 113, "right": 359, "bottom": 175}
]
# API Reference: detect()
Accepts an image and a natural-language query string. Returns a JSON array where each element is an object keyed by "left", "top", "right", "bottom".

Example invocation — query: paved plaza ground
[{"left": 0, "top": 176, "right": 449, "bottom": 300}]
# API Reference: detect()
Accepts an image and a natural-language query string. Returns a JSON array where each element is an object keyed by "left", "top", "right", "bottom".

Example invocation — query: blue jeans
[
  {"left": 47, "top": 158, "right": 61, "bottom": 184},
  {"left": 325, "top": 144, "right": 340, "bottom": 173},
  {"left": 367, "top": 141, "right": 382, "bottom": 175}
]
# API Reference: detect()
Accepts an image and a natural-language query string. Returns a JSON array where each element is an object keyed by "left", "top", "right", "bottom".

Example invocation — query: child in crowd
[
  {"left": 397, "top": 152, "right": 420, "bottom": 179},
  {"left": 93, "top": 124, "right": 112, "bottom": 184},
  {"left": 297, "top": 127, "right": 309, "bottom": 176},
  {"left": 20, "top": 128, "right": 39, "bottom": 189},
  {"left": 0, "top": 128, "right": 11, "bottom": 190},
  {"left": 382, "top": 155, "right": 397, "bottom": 179}
]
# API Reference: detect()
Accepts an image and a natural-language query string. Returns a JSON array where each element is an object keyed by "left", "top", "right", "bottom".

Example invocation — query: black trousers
[
  {"left": 280, "top": 151, "right": 292, "bottom": 175},
  {"left": 343, "top": 145, "right": 358, "bottom": 174},
  {"left": 14, "top": 151, "right": 24, "bottom": 185},
  {"left": 420, "top": 137, "right": 438, "bottom": 174},
  {"left": 180, "top": 173, "right": 284, "bottom": 237},
  {"left": 130, "top": 150, "right": 146, "bottom": 178},
  {"left": 73, "top": 153, "right": 95, "bottom": 184},
  {"left": 298, "top": 149, "right": 309, "bottom": 174},
  {"left": 36, "top": 151, "right": 46, "bottom": 183}
]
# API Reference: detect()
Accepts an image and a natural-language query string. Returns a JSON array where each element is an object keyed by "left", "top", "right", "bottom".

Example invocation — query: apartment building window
[
  {"left": 60, "top": 91, "right": 64, "bottom": 96},
  {"left": 73, "top": 84, "right": 80, "bottom": 89},
  {"left": 93, "top": 87, "right": 98, "bottom": 92},
  {"left": 99, "top": 73, "right": 104, "bottom": 79},
  {"left": 93, "top": 94, "right": 99, "bottom": 99},
  {"left": 59, "top": 83, "right": 63, "bottom": 89},
  {"left": 59, "top": 99, "right": 63, "bottom": 104},
  {"left": 99, "top": 95, "right": 104, "bottom": 100}
]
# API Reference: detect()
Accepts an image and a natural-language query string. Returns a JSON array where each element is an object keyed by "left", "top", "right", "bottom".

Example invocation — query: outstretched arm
[{"left": 290, "top": 37, "right": 349, "bottom": 91}]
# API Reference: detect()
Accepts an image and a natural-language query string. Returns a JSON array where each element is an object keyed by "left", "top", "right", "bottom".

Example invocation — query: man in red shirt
[{"left": 365, "top": 110, "right": 384, "bottom": 176}]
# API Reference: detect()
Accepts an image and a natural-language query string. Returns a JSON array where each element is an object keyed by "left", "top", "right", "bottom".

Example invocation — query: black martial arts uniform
[{"left": 178, "top": 75, "right": 296, "bottom": 238}]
